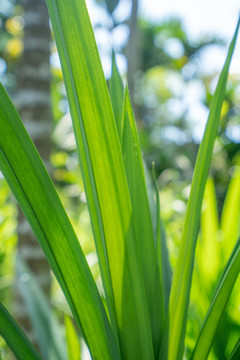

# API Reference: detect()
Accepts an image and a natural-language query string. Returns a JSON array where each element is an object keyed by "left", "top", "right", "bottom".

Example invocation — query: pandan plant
[{"left": 0, "top": 0, "right": 239, "bottom": 359}]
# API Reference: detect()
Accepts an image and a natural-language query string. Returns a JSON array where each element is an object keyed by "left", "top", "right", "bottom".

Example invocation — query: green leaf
[
  {"left": 16, "top": 255, "right": 66, "bottom": 360},
  {"left": 121, "top": 86, "right": 159, "bottom": 353},
  {"left": 45, "top": 0, "right": 154, "bottom": 358},
  {"left": 191, "top": 237, "right": 240, "bottom": 360},
  {"left": 159, "top": 17, "right": 240, "bottom": 360},
  {"left": 0, "top": 302, "right": 41, "bottom": 360},
  {"left": 199, "top": 178, "right": 220, "bottom": 286},
  {"left": 221, "top": 164, "right": 240, "bottom": 263},
  {"left": 109, "top": 52, "right": 124, "bottom": 138},
  {"left": 65, "top": 316, "right": 81, "bottom": 360},
  {"left": 228, "top": 338, "right": 240, "bottom": 360},
  {"left": 190, "top": 178, "right": 220, "bottom": 320},
  {"left": 154, "top": 172, "right": 172, "bottom": 315},
  {"left": 0, "top": 84, "right": 119, "bottom": 360},
  {"left": 152, "top": 171, "right": 172, "bottom": 351}
]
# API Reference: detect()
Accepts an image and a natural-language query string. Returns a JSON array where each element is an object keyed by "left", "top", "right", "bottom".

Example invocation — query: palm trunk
[
  {"left": 14, "top": 0, "right": 52, "bottom": 345},
  {"left": 126, "top": 0, "right": 139, "bottom": 102}
]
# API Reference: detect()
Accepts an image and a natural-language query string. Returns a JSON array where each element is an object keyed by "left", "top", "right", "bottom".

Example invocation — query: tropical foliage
[{"left": 0, "top": 0, "right": 239, "bottom": 359}]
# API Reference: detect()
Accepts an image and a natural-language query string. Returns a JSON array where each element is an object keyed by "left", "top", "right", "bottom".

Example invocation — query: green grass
[{"left": 0, "top": 0, "right": 239, "bottom": 359}]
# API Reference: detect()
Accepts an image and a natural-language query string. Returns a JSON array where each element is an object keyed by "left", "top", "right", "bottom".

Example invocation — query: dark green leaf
[
  {"left": 0, "top": 84, "right": 119, "bottom": 360},
  {"left": 228, "top": 338, "right": 240, "bottom": 360},
  {"left": 0, "top": 302, "right": 41, "bottom": 360}
]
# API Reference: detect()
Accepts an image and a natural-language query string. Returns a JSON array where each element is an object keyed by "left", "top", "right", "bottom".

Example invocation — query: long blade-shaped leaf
[
  {"left": 45, "top": 0, "right": 154, "bottom": 358},
  {"left": 65, "top": 316, "right": 81, "bottom": 360},
  {"left": 110, "top": 55, "right": 170, "bottom": 355},
  {"left": 198, "top": 177, "right": 220, "bottom": 294},
  {"left": 0, "top": 302, "right": 41, "bottom": 360},
  {"left": 0, "top": 84, "right": 119, "bottom": 360},
  {"left": 122, "top": 86, "right": 158, "bottom": 347},
  {"left": 152, "top": 173, "right": 172, "bottom": 352},
  {"left": 221, "top": 164, "right": 240, "bottom": 262},
  {"left": 159, "top": 18, "right": 240, "bottom": 360},
  {"left": 190, "top": 178, "right": 220, "bottom": 320},
  {"left": 154, "top": 174, "right": 172, "bottom": 316},
  {"left": 109, "top": 52, "right": 124, "bottom": 137},
  {"left": 192, "top": 237, "right": 240, "bottom": 360},
  {"left": 228, "top": 338, "right": 240, "bottom": 360}
]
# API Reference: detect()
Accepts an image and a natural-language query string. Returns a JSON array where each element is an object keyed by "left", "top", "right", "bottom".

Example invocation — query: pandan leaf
[
  {"left": 0, "top": 302, "right": 41, "bottom": 360},
  {"left": 192, "top": 237, "right": 240, "bottom": 360},
  {"left": 45, "top": 0, "right": 154, "bottom": 358},
  {"left": 159, "top": 17, "right": 240, "bottom": 360},
  {"left": 0, "top": 84, "right": 119, "bottom": 360}
]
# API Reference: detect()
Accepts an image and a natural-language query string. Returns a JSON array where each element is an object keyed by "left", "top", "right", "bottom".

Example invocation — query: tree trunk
[
  {"left": 126, "top": 0, "right": 139, "bottom": 103},
  {"left": 14, "top": 0, "right": 52, "bottom": 346}
]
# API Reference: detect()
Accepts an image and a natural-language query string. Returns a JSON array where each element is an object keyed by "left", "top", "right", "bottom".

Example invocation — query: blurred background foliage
[{"left": 0, "top": 0, "right": 239, "bottom": 359}]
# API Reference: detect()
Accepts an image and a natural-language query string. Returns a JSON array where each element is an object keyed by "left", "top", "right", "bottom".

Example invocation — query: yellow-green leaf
[{"left": 45, "top": 0, "right": 154, "bottom": 358}]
